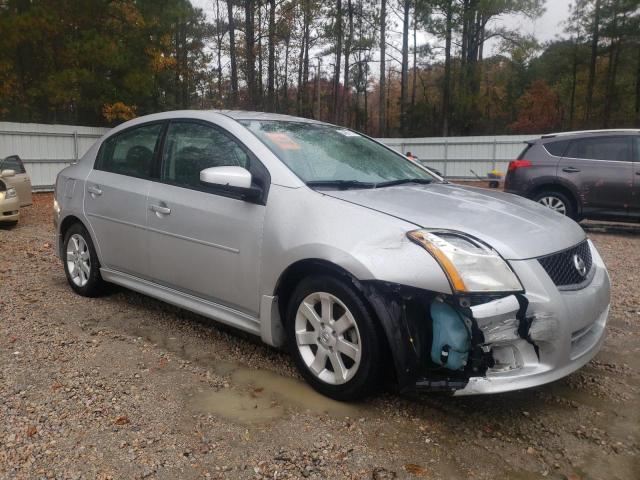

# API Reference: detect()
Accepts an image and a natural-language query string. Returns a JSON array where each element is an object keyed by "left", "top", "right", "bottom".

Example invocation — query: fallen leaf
[
  {"left": 26, "top": 426, "right": 37, "bottom": 437},
  {"left": 114, "top": 415, "right": 130, "bottom": 425},
  {"left": 404, "top": 463, "right": 426, "bottom": 476}
]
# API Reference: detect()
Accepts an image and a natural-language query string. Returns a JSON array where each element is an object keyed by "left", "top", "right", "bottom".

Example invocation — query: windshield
[{"left": 240, "top": 120, "right": 437, "bottom": 188}]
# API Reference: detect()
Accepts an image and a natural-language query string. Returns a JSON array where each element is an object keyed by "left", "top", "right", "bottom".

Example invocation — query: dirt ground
[{"left": 1, "top": 193, "right": 639, "bottom": 480}]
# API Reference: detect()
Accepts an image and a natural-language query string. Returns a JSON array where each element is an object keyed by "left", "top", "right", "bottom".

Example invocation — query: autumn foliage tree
[
  {"left": 0, "top": 0, "right": 639, "bottom": 135},
  {"left": 508, "top": 80, "right": 562, "bottom": 133}
]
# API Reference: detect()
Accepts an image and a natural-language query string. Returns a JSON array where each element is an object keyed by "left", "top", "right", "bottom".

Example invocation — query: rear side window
[
  {"left": 161, "top": 121, "right": 250, "bottom": 189},
  {"left": 543, "top": 140, "right": 570, "bottom": 157},
  {"left": 565, "top": 136, "right": 632, "bottom": 162},
  {"left": 97, "top": 123, "right": 163, "bottom": 177},
  {"left": 1, "top": 155, "right": 26, "bottom": 174}
]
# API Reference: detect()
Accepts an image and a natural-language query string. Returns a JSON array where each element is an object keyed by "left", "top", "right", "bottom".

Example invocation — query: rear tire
[
  {"left": 533, "top": 190, "right": 576, "bottom": 219},
  {"left": 286, "top": 275, "right": 382, "bottom": 401},
  {"left": 63, "top": 223, "right": 105, "bottom": 297}
]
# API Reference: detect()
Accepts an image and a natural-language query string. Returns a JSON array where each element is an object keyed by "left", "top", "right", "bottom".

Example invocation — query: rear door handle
[
  {"left": 87, "top": 185, "right": 102, "bottom": 196},
  {"left": 149, "top": 204, "right": 171, "bottom": 215},
  {"left": 562, "top": 167, "right": 580, "bottom": 173}
]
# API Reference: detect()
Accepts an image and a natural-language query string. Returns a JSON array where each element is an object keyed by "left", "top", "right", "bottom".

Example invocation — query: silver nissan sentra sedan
[{"left": 53, "top": 110, "right": 610, "bottom": 400}]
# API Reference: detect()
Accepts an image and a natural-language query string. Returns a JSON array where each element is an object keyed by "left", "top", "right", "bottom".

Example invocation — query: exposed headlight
[
  {"left": 407, "top": 230, "right": 523, "bottom": 293},
  {"left": 5, "top": 187, "right": 17, "bottom": 199},
  {"left": 53, "top": 198, "right": 60, "bottom": 214}
]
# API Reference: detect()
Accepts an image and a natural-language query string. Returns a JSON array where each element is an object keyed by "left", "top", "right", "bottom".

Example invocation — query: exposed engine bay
[{"left": 361, "top": 280, "right": 558, "bottom": 393}]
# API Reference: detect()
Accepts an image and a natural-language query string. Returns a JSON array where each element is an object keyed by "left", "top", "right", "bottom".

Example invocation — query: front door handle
[
  {"left": 149, "top": 204, "right": 171, "bottom": 215},
  {"left": 562, "top": 167, "right": 580, "bottom": 173},
  {"left": 87, "top": 185, "right": 103, "bottom": 196}
]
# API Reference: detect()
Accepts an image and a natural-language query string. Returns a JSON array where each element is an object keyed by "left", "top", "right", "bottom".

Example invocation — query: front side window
[
  {"left": 241, "top": 120, "right": 436, "bottom": 187},
  {"left": 161, "top": 121, "right": 250, "bottom": 188},
  {"left": 565, "top": 136, "right": 632, "bottom": 162},
  {"left": 98, "top": 123, "right": 163, "bottom": 177},
  {"left": 1, "top": 155, "right": 26, "bottom": 174}
]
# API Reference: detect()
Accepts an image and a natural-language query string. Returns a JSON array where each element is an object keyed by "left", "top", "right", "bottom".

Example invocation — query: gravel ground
[{"left": 1, "top": 193, "right": 638, "bottom": 480}]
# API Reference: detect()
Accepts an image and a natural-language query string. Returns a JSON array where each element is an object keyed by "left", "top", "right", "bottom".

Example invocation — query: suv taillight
[{"left": 507, "top": 160, "right": 532, "bottom": 172}]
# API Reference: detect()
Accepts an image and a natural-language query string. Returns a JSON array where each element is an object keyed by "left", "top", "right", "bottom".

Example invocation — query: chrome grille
[{"left": 538, "top": 241, "right": 593, "bottom": 288}]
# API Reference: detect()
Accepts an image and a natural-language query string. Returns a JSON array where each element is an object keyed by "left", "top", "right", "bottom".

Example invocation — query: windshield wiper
[
  {"left": 306, "top": 180, "right": 377, "bottom": 190},
  {"left": 374, "top": 178, "right": 433, "bottom": 188}
]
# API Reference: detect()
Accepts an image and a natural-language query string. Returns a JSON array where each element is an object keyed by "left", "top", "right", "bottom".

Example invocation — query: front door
[
  {"left": 1, "top": 156, "right": 32, "bottom": 206},
  {"left": 558, "top": 135, "right": 633, "bottom": 219},
  {"left": 84, "top": 122, "right": 163, "bottom": 277},
  {"left": 146, "top": 120, "right": 267, "bottom": 315}
]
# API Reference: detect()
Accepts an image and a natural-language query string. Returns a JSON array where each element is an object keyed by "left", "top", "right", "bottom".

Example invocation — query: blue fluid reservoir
[{"left": 430, "top": 300, "right": 471, "bottom": 370}]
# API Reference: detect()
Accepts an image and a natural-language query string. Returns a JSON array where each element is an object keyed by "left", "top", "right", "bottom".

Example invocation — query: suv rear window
[
  {"left": 565, "top": 136, "right": 632, "bottom": 161},
  {"left": 517, "top": 144, "right": 532, "bottom": 160},
  {"left": 543, "top": 140, "right": 569, "bottom": 157}
]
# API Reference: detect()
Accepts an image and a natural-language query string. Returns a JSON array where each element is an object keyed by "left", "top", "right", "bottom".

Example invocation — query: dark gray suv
[{"left": 505, "top": 130, "right": 640, "bottom": 221}]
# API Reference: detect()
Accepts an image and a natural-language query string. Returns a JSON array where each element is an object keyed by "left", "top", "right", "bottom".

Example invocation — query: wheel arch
[
  {"left": 58, "top": 214, "right": 102, "bottom": 263},
  {"left": 528, "top": 181, "right": 581, "bottom": 216},
  {"left": 271, "top": 258, "right": 399, "bottom": 386}
]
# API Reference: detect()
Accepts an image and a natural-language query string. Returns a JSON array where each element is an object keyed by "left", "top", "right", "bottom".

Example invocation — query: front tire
[
  {"left": 63, "top": 223, "right": 104, "bottom": 297},
  {"left": 286, "top": 275, "right": 382, "bottom": 401}
]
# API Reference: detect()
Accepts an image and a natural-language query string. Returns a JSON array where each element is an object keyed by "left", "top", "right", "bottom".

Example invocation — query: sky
[{"left": 503, "top": 0, "right": 574, "bottom": 44}]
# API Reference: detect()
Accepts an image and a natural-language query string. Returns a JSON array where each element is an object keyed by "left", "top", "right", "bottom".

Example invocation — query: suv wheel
[
  {"left": 533, "top": 191, "right": 575, "bottom": 219},
  {"left": 63, "top": 223, "right": 105, "bottom": 297},
  {"left": 286, "top": 275, "right": 382, "bottom": 401}
]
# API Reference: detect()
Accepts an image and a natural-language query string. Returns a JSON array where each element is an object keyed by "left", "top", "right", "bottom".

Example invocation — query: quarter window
[
  {"left": 161, "top": 121, "right": 250, "bottom": 188},
  {"left": 98, "top": 123, "right": 162, "bottom": 177},
  {"left": 565, "top": 136, "right": 632, "bottom": 162},
  {"left": 543, "top": 140, "right": 569, "bottom": 157},
  {"left": 1, "top": 155, "right": 26, "bottom": 174}
]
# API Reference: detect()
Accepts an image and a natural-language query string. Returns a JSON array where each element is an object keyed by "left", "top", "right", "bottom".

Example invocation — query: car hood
[{"left": 324, "top": 183, "right": 586, "bottom": 260}]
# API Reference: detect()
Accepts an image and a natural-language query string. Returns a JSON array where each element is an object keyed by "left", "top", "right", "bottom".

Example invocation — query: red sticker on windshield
[{"left": 266, "top": 132, "right": 301, "bottom": 150}]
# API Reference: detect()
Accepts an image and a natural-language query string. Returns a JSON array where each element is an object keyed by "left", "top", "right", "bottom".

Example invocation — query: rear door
[
  {"left": 84, "top": 122, "right": 164, "bottom": 278},
  {"left": 0, "top": 156, "right": 32, "bottom": 206},
  {"left": 559, "top": 135, "right": 633, "bottom": 219},
  {"left": 146, "top": 120, "right": 267, "bottom": 315}
]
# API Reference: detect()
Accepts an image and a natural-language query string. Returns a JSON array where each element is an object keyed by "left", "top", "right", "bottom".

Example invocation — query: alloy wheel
[
  {"left": 294, "top": 292, "right": 362, "bottom": 385},
  {"left": 538, "top": 195, "right": 567, "bottom": 215},
  {"left": 66, "top": 233, "right": 91, "bottom": 287}
]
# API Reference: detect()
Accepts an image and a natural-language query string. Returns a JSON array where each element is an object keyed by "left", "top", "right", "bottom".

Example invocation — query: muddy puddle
[{"left": 193, "top": 362, "right": 363, "bottom": 424}]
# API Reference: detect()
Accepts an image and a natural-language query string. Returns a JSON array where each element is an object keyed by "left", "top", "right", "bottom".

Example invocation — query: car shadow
[
  {"left": 0, "top": 221, "right": 18, "bottom": 230},
  {"left": 581, "top": 221, "right": 640, "bottom": 235}
]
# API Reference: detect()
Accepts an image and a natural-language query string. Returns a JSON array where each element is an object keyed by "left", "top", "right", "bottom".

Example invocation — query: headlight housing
[
  {"left": 5, "top": 187, "right": 17, "bottom": 199},
  {"left": 407, "top": 230, "right": 523, "bottom": 293}
]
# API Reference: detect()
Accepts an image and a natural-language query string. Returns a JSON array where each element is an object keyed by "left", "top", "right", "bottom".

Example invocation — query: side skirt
[{"left": 100, "top": 268, "right": 262, "bottom": 337}]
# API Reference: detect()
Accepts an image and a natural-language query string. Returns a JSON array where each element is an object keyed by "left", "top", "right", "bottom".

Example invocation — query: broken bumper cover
[{"left": 454, "top": 240, "right": 610, "bottom": 395}]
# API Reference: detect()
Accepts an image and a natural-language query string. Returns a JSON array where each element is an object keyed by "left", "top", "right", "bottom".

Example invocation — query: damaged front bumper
[
  {"left": 455, "top": 240, "right": 610, "bottom": 395},
  {"left": 365, "top": 240, "right": 610, "bottom": 395}
]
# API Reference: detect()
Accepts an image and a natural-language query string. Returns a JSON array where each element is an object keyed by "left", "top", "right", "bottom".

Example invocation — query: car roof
[
  {"left": 541, "top": 129, "right": 640, "bottom": 140},
  {"left": 214, "top": 110, "right": 325, "bottom": 124}
]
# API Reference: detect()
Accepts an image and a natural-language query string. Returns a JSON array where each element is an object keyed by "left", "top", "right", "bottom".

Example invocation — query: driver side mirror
[
  {"left": 200, "top": 166, "right": 262, "bottom": 202},
  {"left": 1, "top": 169, "right": 16, "bottom": 178}
]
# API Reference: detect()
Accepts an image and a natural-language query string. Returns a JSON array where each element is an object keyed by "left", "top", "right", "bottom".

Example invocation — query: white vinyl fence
[
  {"left": 0, "top": 121, "right": 539, "bottom": 190},
  {"left": 0, "top": 122, "right": 108, "bottom": 190},
  {"left": 380, "top": 134, "right": 538, "bottom": 179}
]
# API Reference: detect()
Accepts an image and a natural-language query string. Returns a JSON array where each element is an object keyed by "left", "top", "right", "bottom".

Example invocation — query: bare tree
[
  {"left": 378, "top": 0, "right": 387, "bottom": 136},
  {"left": 227, "top": 0, "right": 239, "bottom": 106}
]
